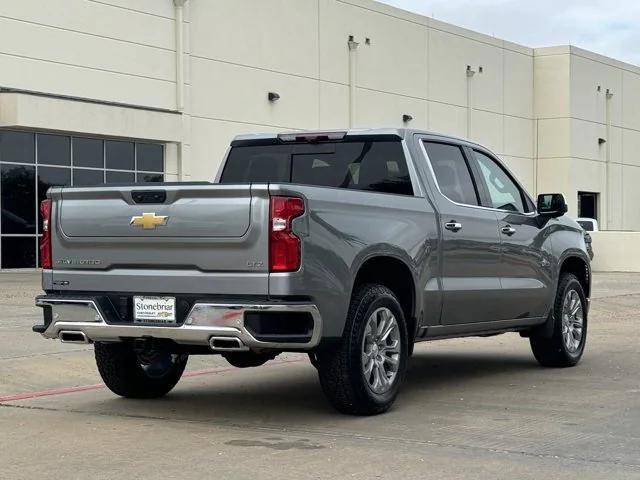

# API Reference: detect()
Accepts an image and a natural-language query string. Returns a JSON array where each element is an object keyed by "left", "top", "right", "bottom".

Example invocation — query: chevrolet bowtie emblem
[{"left": 130, "top": 212, "right": 168, "bottom": 229}]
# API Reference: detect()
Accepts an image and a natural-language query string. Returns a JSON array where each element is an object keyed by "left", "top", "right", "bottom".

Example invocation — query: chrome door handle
[
  {"left": 445, "top": 222, "right": 462, "bottom": 232},
  {"left": 501, "top": 225, "right": 516, "bottom": 236}
]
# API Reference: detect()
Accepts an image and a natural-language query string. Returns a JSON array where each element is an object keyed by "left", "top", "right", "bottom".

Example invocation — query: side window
[
  {"left": 473, "top": 150, "right": 526, "bottom": 212},
  {"left": 423, "top": 141, "right": 479, "bottom": 206}
]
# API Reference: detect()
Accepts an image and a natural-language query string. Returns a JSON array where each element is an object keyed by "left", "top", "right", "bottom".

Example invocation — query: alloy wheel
[
  {"left": 561, "top": 289, "right": 584, "bottom": 353},
  {"left": 361, "top": 307, "right": 401, "bottom": 394}
]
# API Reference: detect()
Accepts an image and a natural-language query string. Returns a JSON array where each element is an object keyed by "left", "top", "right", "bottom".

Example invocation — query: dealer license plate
[{"left": 133, "top": 296, "right": 176, "bottom": 324}]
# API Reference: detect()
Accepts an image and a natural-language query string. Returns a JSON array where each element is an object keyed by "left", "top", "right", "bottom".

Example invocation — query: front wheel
[
  {"left": 95, "top": 342, "right": 188, "bottom": 398},
  {"left": 316, "top": 284, "right": 408, "bottom": 415},
  {"left": 530, "top": 273, "right": 588, "bottom": 367}
]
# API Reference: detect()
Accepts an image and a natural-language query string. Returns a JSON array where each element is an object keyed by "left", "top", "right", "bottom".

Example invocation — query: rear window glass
[{"left": 220, "top": 140, "right": 413, "bottom": 196}]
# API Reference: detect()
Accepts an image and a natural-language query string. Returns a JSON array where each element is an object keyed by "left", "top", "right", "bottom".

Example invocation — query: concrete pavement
[{"left": 1, "top": 272, "right": 639, "bottom": 479}]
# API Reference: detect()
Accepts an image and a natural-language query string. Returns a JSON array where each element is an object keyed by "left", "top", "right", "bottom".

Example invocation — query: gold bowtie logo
[{"left": 130, "top": 212, "right": 168, "bottom": 229}]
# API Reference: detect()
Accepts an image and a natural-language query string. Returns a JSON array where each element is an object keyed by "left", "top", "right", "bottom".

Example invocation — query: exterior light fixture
[
  {"left": 598, "top": 138, "right": 607, "bottom": 145},
  {"left": 466, "top": 65, "right": 476, "bottom": 77},
  {"left": 402, "top": 114, "right": 413, "bottom": 123},
  {"left": 268, "top": 92, "right": 280, "bottom": 102}
]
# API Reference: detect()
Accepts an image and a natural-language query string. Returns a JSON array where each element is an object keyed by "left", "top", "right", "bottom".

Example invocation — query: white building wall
[
  {"left": 184, "top": 0, "right": 537, "bottom": 191},
  {"left": 0, "top": 0, "right": 178, "bottom": 109},
  {"left": 0, "top": 0, "right": 639, "bottom": 246},
  {"left": 534, "top": 46, "right": 640, "bottom": 231}
]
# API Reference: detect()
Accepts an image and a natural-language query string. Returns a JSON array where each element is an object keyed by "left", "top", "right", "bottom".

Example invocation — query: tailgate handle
[{"left": 132, "top": 190, "right": 166, "bottom": 204}]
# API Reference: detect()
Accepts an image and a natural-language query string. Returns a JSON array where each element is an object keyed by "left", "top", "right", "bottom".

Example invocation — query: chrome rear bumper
[{"left": 34, "top": 296, "right": 322, "bottom": 351}]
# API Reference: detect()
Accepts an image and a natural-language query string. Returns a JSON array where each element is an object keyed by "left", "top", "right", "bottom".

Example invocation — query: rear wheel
[
  {"left": 94, "top": 342, "right": 188, "bottom": 398},
  {"left": 530, "top": 273, "right": 588, "bottom": 367},
  {"left": 316, "top": 284, "right": 408, "bottom": 415}
]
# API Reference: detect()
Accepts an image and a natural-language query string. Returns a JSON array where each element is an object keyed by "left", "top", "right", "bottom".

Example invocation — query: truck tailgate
[
  {"left": 48, "top": 183, "right": 270, "bottom": 295},
  {"left": 59, "top": 185, "right": 251, "bottom": 238}
]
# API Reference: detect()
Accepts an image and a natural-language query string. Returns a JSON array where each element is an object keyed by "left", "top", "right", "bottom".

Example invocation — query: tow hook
[{"left": 132, "top": 337, "right": 155, "bottom": 354}]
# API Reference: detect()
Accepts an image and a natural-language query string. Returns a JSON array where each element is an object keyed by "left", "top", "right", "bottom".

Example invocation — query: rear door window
[
  {"left": 423, "top": 141, "right": 479, "bottom": 206},
  {"left": 220, "top": 140, "right": 413, "bottom": 196}
]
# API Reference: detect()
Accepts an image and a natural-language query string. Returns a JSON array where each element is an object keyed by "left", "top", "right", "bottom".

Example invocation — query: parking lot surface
[{"left": 1, "top": 271, "right": 639, "bottom": 479}]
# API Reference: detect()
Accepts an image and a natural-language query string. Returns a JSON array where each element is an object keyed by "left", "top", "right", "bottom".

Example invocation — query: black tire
[
  {"left": 530, "top": 273, "right": 588, "bottom": 367},
  {"left": 222, "top": 352, "right": 276, "bottom": 368},
  {"left": 316, "top": 284, "right": 408, "bottom": 415},
  {"left": 94, "top": 342, "right": 188, "bottom": 399},
  {"left": 308, "top": 352, "right": 320, "bottom": 369}
]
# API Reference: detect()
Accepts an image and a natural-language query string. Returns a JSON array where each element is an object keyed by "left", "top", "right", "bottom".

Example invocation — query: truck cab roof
[{"left": 231, "top": 128, "right": 489, "bottom": 151}]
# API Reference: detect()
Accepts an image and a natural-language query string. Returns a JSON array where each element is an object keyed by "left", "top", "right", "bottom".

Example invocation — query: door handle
[
  {"left": 445, "top": 221, "right": 462, "bottom": 232},
  {"left": 501, "top": 225, "right": 516, "bottom": 236}
]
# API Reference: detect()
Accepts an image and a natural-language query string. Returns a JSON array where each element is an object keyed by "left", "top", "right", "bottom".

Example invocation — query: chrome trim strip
[{"left": 35, "top": 297, "right": 322, "bottom": 351}]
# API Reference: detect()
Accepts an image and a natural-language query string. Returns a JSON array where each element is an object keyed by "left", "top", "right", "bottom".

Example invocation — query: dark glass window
[
  {"left": 221, "top": 145, "right": 291, "bottom": 183},
  {"left": 473, "top": 150, "right": 526, "bottom": 212},
  {"left": 578, "top": 191, "right": 598, "bottom": 222},
  {"left": 38, "top": 166, "right": 71, "bottom": 193},
  {"left": 221, "top": 140, "right": 413, "bottom": 196},
  {"left": 0, "top": 130, "right": 35, "bottom": 164},
  {"left": 38, "top": 167, "right": 71, "bottom": 233},
  {"left": 106, "top": 171, "right": 135, "bottom": 184},
  {"left": 137, "top": 143, "right": 164, "bottom": 172},
  {"left": 1, "top": 237, "right": 36, "bottom": 268},
  {"left": 105, "top": 140, "right": 134, "bottom": 170},
  {"left": 73, "top": 137, "right": 103, "bottom": 168},
  {"left": 37, "top": 134, "right": 70, "bottom": 166},
  {"left": 0, "top": 130, "right": 165, "bottom": 268},
  {"left": 73, "top": 168, "right": 104, "bottom": 186},
  {"left": 1, "top": 164, "right": 36, "bottom": 234},
  {"left": 423, "top": 142, "right": 479, "bottom": 206},
  {"left": 137, "top": 173, "right": 164, "bottom": 183}
]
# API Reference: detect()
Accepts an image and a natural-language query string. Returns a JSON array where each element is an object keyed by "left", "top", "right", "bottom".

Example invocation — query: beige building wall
[
  {"left": 1, "top": 0, "right": 639, "bottom": 265},
  {"left": 534, "top": 46, "right": 640, "bottom": 230},
  {"left": 0, "top": 0, "right": 538, "bottom": 188},
  {"left": 185, "top": 0, "right": 537, "bottom": 190}
]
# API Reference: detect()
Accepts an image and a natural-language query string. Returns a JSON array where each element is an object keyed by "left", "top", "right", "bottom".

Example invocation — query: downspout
[
  {"left": 174, "top": 0, "right": 187, "bottom": 112},
  {"left": 605, "top": 88, "right": 613, "bottom": 229},
  {"left": 173, "top": 0, "right": 187, "bottom": 180},
  {"left": 348, "top": 36, "right": 359, "bottom": 128},
  {"left": 466, "top": 66, "right": 476, "bottom": 138}
]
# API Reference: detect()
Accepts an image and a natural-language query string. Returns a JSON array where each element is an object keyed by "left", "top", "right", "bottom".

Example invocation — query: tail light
[
  {"left": 269, "top": 196, "right": 304, "bottom": 272},
  {"left": 39, "top": 199, "right": 52, "bottom": 269}
]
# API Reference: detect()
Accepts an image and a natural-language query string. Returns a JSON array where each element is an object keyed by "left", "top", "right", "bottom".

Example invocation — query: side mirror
[{"left": 537, "top": 193, "right": 568, "bottom": 217}]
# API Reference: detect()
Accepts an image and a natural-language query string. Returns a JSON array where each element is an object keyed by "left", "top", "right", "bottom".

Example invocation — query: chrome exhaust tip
[
  {"left": 59, "top": 330, "right": 90, "bottom": 344},
  {"left": 208, "top": 336, "right": 248, "bottom": 351}
]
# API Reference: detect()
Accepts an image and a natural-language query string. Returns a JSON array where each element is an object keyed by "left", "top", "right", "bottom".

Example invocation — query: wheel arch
[
  {"left": 351, "top": 254, "right": 418, "bottom": 342},
  {"left": 558, "top": 253, "right": 591, "bottom": 299}
]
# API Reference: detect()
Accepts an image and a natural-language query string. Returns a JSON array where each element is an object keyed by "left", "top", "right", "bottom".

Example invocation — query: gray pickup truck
[{"left": 34, "top": 129, "right": 591, "bottom": 415}]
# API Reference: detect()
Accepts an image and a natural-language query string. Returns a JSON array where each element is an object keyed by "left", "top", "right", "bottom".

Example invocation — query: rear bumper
[{"left": 34, "top": 295, "right": 322, "bottom": 351}]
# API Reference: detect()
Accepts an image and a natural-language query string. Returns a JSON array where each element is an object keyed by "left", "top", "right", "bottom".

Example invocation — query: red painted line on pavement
[
  {"left": 0, "top": 383, "right": 105, "bottom": 403},
  {"left": 0, "top": 357, "right": 304, "bottom": 404}
]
